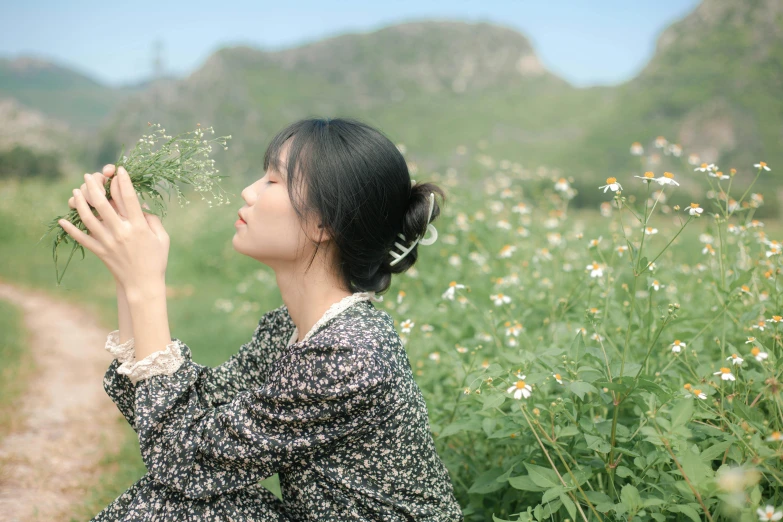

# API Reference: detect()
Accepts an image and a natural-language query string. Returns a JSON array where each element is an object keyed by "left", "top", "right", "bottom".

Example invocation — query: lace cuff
[
  {"left": 116, "top": 339, "right": 186, "bottom": 385},
  {"left": 105, "top": 330, "right": 136, "bottom": 364}
]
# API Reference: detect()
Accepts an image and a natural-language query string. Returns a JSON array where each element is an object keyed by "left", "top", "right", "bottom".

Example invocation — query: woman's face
[{"left": 233, "top": 139, "right": 323, "bottom": 269}]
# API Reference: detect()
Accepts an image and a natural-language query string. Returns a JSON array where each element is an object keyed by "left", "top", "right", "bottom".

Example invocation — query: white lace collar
[{"left": 286, "top": 291, "right": 383, "bottom": 347}]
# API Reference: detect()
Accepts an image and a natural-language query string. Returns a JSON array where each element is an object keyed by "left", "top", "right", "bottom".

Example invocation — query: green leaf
[
  {"left": 508, "top": 475, "right": 545, "bottom": 492},
  {"left": 569, "top": 381, "right": 598, "bottom": 400},
  {"left": 560, "top": 493, "right": 577, "bottom": 520},
  {"left": 620, "top": 484, "right": 641, "bottom": 512},
  {"left": 679, "top": 448, "right": 713, "bottom": 487},
  {"left": 584, "top": 433, "right": 612, "bottom": 453},
  {"left": 729, "top": 267, "right": 754, "bottom": 291},
  {"left": 671, "top": 504, "right": 701, "bottom": 522},
  {"left": 482, "top": 393, "right": 506, "bottom": 411},
  {"left": 699, "top": 440, "right": 733, "bottom": 462},
  {"left": 616, "top": 466, "right": 634, "bottom": 478},
  {"left": 556, "top": 426, "right": 580, "bottom": 438},
  {"left": 524, "top": 463, "right": 560, "bottom": 489},
  {"left": 670, "top": 398, "right": 694, "bottom": 428},
  {"left": 542, "top": 485, "right": 564, "bottom": 504},
  {"left": 437, "top": 420, "right": 481, "bottom": 438},
  {"left": 469, "top": 467, "right": 507, "bottom": 494}
]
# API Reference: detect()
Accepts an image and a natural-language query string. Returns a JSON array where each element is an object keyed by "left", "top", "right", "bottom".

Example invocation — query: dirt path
[{"left": 0, "top": 281, "right": 126, "bottom": 522}]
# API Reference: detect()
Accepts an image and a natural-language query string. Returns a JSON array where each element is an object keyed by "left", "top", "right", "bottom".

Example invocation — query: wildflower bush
[
  {"left": 38, "top": 122, "right": 233, "bottom": 285},
  {"left": 391, "top": 142, "right": 781, "bottom": 521}
]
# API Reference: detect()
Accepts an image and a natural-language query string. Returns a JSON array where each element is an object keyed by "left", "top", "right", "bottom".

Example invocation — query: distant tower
[
  {"left": 150, "top": 39, "right": 165, "bottom": 114},
  {"left": 152, "top": 39, "right": 165, "bottom": 80}
]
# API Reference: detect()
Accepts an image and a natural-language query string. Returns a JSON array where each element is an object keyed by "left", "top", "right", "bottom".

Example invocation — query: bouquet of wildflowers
[{"left": 39, "top": 122, "right": 233, "bottom": 285}]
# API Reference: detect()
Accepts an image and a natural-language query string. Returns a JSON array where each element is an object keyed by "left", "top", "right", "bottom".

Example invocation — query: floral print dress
[{"left": 93, "top": 291, "right": 464, "bottom": 521}]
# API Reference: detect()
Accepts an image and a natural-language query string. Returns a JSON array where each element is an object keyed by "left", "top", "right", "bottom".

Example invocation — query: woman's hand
[{"left": 59, "top": 165, "right": 170, "bottom": 294}]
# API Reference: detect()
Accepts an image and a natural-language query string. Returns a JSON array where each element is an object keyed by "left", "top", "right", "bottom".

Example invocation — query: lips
[{"left": 237, "top": 210, "right": 247, "bottom": 222}]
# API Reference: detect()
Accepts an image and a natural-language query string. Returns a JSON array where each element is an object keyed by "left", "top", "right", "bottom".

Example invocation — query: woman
[{"left": 62, "top": 118, "right": 464, "bottom": 520}]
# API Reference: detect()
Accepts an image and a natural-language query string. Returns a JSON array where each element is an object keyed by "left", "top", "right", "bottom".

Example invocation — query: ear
[{"left": 303, "top": 220, "right": 333, "bottom": 244}]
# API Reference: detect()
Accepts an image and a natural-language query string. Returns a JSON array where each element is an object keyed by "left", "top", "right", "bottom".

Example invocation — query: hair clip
[{"left": 389, "top": 192, "right": 438, "bottom": 266}]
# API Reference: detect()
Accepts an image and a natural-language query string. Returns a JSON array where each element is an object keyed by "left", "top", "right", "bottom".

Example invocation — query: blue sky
[{"left": 2, "top": 0, "right": 701, "bottom": 88}]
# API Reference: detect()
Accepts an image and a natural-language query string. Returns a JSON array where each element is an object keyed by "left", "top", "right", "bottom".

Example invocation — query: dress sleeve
[
  {"left": 102, "top": 305, "right": 292, "bottom": 431},
  {"left": 132, "top": 342, "right": 391, "bottom": 500}
]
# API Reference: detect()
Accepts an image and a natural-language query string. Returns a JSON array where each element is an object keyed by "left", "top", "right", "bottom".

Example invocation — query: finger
[
  {"left": 72, "top": 188, "right": 108, "bottom": 242},
  {"left": 102, "top": 164, "right": 117, "bottom": 177},
  {"left": 109, "top": 174, "right": 129, "bottom": 217},
  {"left": 143, "top": 209, "right": 167, "bottom": 239},
  {"left": 58, "top": 218, "right": 102, "bottom": 254},
  {"left": 84, "top": 174, "right": 122, "bottom": 231},
  {"left": 117, "top": 166, "right": 145, "bottom": 224}
]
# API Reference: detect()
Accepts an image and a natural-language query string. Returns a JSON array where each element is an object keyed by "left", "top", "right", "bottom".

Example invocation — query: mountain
[
  {"left": 95, "top": 20, "right": 609, "bottom": 183},
  {"left": 568, "top": 0, "right": 783, "bottom": 178},
  {"left": 0, "top": 56, "right": 149, "bottom": 131},
  {"left": 1, "top": 2, "right": 780, "bottom": 212}
]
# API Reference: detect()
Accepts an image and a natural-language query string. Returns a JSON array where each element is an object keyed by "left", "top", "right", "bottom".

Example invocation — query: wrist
[{"left": 125, "top": 280, "right": 167, "bottom": 304}]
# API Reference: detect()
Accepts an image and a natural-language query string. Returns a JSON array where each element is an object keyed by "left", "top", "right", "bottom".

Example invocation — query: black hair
[{"left": 262, "top": 117, "right": 445, "bottom": 295}]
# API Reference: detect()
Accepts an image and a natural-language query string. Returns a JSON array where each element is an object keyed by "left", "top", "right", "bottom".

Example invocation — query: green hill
[{"left": 1, "top": 0, "right": 780, "bottom": 209}]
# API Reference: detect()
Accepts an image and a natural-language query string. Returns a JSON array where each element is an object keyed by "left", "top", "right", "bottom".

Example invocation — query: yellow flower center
[
  {"left": 674, "top": 340, "right": 682, "bottom": 345},
  {"left": 683, "top": 383, "right": 692, "bottom": 390},
  {"left": 449, "top": 281, "right": 457, "bottom": 287},
  {"left": 751, "top": 347, "right": 760, "bottom": 356},
  {"left": 693, "top": 389, "right": 702, "bottom": 395},
  {"left": 720, "top": 367, "right": 731, "bottom": 374},
  {"left": 592, "top": 263, "right": 599, "bottom": 269},
  {"left": 505, "top": 321, "right": 511, "bottom": 327},
  {"left": 774, "top": 316, "right": 783, "bottom": 322},
  {"left": 690, "top": 203, "right": 700, "bottom": 208},
  {"left": 558, "top": 178, "right": 567, "bottom": 183},
  {"left": 663, "top": 172, "right": 674, "bottom": 178},
  {"left": 554, "top": 374, "right": 561, "bottom": 380},
  {"left": 759, "top": 161, "right": 767, "bottom": 167},
  {"left": 606, "top": 177, "right": 617, "bottom": 184},
  {"left": 731, "top": 353, "right": 738, "bottom": 359},
  {"left": 644, "top": 171, "right": 655, "bottom": 178},
  {"left": 700, "top": 163, "right": 707, "bottom": 168},
  {"left": 771, "top": 431, "right": 781, "bottom": 439},
  {"left": 515, "top": 380, "right": 527, "bottom": 389}
]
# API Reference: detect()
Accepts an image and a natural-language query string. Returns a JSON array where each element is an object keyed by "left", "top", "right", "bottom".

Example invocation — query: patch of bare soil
[{"left": 0, "top": 281, "right": 124, "bottom": 522}]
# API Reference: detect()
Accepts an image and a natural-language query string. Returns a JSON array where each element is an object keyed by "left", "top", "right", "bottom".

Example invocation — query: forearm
[
  {"left": 127, "top": 281, "right": 172, "bottom": 361},
  {"left": 116, "top": 281, "right": 134, "bottom": 344}
]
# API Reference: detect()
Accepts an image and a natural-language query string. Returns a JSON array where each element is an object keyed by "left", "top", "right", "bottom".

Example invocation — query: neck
[{"left": 272, "top": 256, "right": 352, "bottom": 342}]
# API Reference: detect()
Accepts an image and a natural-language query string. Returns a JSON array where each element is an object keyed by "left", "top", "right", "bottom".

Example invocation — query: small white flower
[
  {"left": 686, "top": 203, "right": 703, "bottom": 216},
  {"left": 651, "top": 280, "right": 665, "bottom": 291},
  {"left": 670, "top": 340, "right": 686, "bottom": 353},
  {"left": 655, "top": 172, "right": 680, "bottom": 186},
  {"left": 490, "top": 293, "right": 512, "bottom": 306},
  {"left": 644, "top": 227, "right": 658, "bottom": 235},
  {"left": 726, "top": 353, "right": 744, "bottom": 366},
  {"left": 553, "top": 373, "right": 563, "bottom": 384},
  {"left": 757, "top": 505, "right": 783, "bottom": 521},
  {"left": 750, "top": 347, "right": 769, "bottom": 362},
  {"left": 598, "top": 177, "right": 623, "bottom": 193},
  {"left": 585, "top": 262, "right": 604, "bottom": 278},
  {"left": 714, "top": 367, "right": 735, "bottom": 381},
  {"left": 692, "top": 389, "right": 706, "bottom": 400},
  {"left": 507, "top": 375, "right": 532, "bottom": 400},
  {"left": 400, "top": 319, "right": 414, "bottom": 334},
  {"left": 754, "top": 162, "right": 771, "bottom": 172},
  {"left": 442, "top": 281, "right": 465, "bottom": 301}
]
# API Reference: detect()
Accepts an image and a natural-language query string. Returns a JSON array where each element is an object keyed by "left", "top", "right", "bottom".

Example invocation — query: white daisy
[
  {"left": 442, "top": 281, "right": 465, "bottom": 301},
  {"left": 757, "top": 505, "right": 783, "bottom": 521},
  {"left": 507, "top": 375, "right": 532, "bottom": 400},
  {"left": 714, "top": 367, "right": 735, "bottom": 381},
  {"left": 726, "top": 353, "right": 743, "bottom": 366},
  {"left": 598, "top": 177, "right": 623, "bottom": 193},
  {"left": 754, "top": 162, "right": 771, "bottom": 172}
]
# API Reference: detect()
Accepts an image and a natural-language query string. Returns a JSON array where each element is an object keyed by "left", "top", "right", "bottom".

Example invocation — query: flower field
[{"left": 1, "top": 137, "right": 781, "bottom": 521}]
